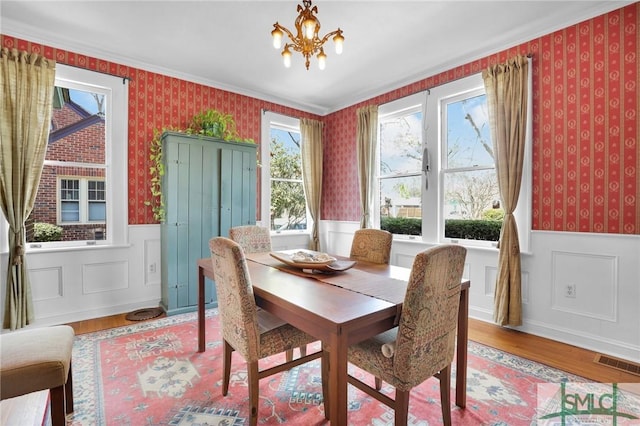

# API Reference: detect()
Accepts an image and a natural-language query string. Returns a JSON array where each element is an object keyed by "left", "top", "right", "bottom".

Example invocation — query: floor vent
[{"left": 594, "top": 354, "right": 640, "bottom": 377}]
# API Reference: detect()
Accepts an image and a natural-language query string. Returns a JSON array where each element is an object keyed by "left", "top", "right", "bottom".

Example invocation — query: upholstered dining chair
[
  {"left": 209, "top": 237, "right": 327, "bottom": 426},
  {"left": 228, "top": 225, "right": 272, "bottom": 254},
  {"left": 228, "top": 224, "right": 307, "bottom": 361},
  {"left": 346, "top": 244, "right": 467, "bottom": 426},
  {"left": 350, "top": 228, "right": 393, "bottom": 264},
  {"left": 350, "top": 228, "right": 393, "bottom": 390}
]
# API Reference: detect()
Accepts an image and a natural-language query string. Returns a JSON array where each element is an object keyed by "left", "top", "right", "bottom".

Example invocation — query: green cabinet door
[{"left": 160, "top": 132, "right": 257, "bottom": 315}]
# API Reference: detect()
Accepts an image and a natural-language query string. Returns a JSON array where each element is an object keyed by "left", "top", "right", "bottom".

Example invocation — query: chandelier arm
[
  {"left": 274, "top": 23, "right": 298, "bottom": 45},
  {"left": 316, "top": 29, "right": 342, "bottom": 47},
  {"left": 284, "top": 43, "right": 305, "bottom": 55}
]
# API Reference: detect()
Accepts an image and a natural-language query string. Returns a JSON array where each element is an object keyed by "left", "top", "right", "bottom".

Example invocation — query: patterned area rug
[{"left": 69, "top": 310, "right": 586, "bottom": 425}]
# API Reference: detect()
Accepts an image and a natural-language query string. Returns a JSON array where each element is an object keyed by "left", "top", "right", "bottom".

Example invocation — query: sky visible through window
[
  {"left": 446, "top": 94, "right": 493, "bottom": 168},
  {"left": 69, "top": 88, "right": 100, "bottom": 114}
]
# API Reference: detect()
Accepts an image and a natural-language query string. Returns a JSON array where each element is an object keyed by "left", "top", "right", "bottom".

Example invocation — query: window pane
[
  {"left": 270, "top": 128, "right": 302, "bottom": 180},
  {"left": 270, "top": 180, "right": 307, "bottom": 231},
  {"left": 269, "top": 126, "right": 307, "bottom": 231},
  {"left": 380, "top": 175, "right": 422, "bottom": 236},
  {"left": 445, "top": 94, "right": 494, "bottom": 169},
  {"left": 27, "top": 85, "right": 108, "bottom": 242},
  {"left": 443, "top": 169, "right": 501, "bottom": 241},
  {"left": 88, "top": 202, "right": 106, "bottom": 221},
  {"left": 61, "top": 179, "right": 79, "bottom": 200},
  {"left": 88, "top": 180, "right": 105, "bottom": 201},
  {"left": 61, "top": 201, "right": 79, "bottom": 222},
  {"left": 380, "top": 111, "right": 423, "bottom": 175}
]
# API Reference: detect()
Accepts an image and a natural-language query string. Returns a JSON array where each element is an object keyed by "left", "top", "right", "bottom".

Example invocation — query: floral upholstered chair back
[
  {"left": 209, "top": 237, "right": 261, "bottom": 362},
  {"left": 229, "top": 225, "right": 272, "bottom": 254},
  {"left": 349, "top": 229, "right": 393, "bottom": 264},
  {"left": 393, "top": 244, "right": 466, "bottom": 387}
]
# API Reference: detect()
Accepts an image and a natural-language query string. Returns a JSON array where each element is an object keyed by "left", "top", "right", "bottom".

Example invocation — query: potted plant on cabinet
[{"left": 145, "top": 109, "right": 254, "bottom": 222}]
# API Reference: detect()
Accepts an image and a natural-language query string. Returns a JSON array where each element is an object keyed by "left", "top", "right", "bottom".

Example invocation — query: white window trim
[
  {"left": 0, "top": 64, "right": 128, "bottom": 251},
  {"left": 260, "top": 110, "right": 310, "bottom": 234},
  {"left": 378, "top": 68, "right": 532, "bottom": 253},
  {"left": 376, "top": 92, "right": 427, "bottom": 232}
]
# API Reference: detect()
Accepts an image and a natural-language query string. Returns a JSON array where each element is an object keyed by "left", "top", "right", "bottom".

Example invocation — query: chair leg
[
  {"left": 394, "top": 388, "right": 410, "bottom": 426},
  {"left": 299, "top": 345, "right": 307, "bottom": 357},
  {"left": 439, "top": 365, "right": 452, "bottom": 426},
  {"left": 375, "top": 376, "right": 382, "bottom": 390},
  {"left": 222, "top": 340, "right": 233, "bottom": 396},
  {"left": 321, "top": 344, "right": 330, "bottom": 420},
  {"left": 65, "top": 362, "right": 74, "bottom": 413},
  {"left": 49, "top": 385, "right": 66, "bottom": 426},
  {"left": 286, "top": 349, "right": 294, "bottom": 362},
  {"left": 248, "top": 360, "right": 260, "bottom": 426}
]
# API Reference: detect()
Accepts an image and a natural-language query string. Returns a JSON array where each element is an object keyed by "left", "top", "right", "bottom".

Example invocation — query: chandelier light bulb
[
  {"left": 317, "top": 51, "right": 326, "bottom": 70},
  {"left": 333, "top": 32, "right": 344, "bottom": 55},
  {"left": 271, "top": 27, "right": 283, "bottom": 49},
  {"left": 303, "top": 18, "right": 316, "bottom": 40},
  {"left": 282, "top": 48, "right": 292, "bottom": 68}
]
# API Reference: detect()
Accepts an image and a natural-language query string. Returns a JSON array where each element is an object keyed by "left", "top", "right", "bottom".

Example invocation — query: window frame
[
  {"left": 57, "top": 176, "right": 106, "bottom": 225},
  {"left": 377, "top": 70, "right": 532, "bottom": 252},
  {"left": 260, "top": 110, "right": 311, "bottom": 234},
  {"left": 376, "top": 94, "right": 425, "bottom": 233},
  {"left": 0, "top": 64, "right": 129, "bottom": 251}
]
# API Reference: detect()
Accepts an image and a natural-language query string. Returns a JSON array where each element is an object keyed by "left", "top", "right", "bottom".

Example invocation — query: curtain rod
[
  {"left": 262, "top": 109, "right": 302, "bottom": 120},
  {"left": 58, "top": 62, "right": 132, "bottom": 85},
  {"left": 384, "top": 53, "right": 533, "bottom": 105}
]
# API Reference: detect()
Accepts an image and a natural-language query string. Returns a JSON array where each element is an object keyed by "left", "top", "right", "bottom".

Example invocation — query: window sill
[
  {"left": 21, "top": 243, "right": 132, "bottom": 255},
  {"left": 391, "top": 236, "right": 533, "bottom": 256}
]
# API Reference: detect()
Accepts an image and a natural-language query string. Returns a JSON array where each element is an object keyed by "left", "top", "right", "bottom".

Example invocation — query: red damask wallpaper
[
  {"left": 1, "top": 3, "right": 638, "bottom": 234},
  {"left": 323, "top": 3, "right": 639, "bottom": 234}
]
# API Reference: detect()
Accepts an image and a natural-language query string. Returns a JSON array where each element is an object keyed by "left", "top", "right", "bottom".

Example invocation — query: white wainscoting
[
  {"left": 2, "top": 222, "right": 638, "bottom": 363},
  {"left": 0, "top": 225, "right": 311, "bottom": 330},
  {"left": 320, "top": 220, "right": 640, "bottom": 362},
  {"left": 0, "top": 224, "right": 162, "bottom": 329}
]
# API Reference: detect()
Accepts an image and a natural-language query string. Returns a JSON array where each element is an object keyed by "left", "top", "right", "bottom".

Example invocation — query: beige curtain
[
  {"left": 300, "top": 118, "right": 324, "bottom": 251},
  {"left": 0, "top": 48, "right": 56, "bottom": 330},
  {"left": 482, "top": 55, "right": 529, "bottom": 326},
  {"left": 356, "top": 105, "right": 378, "bottom": 229}
]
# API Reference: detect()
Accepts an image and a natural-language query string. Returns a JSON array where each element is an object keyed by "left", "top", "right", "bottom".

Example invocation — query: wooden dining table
[{"left": 196, "top": 251, "right": 470, "bottom": 426}]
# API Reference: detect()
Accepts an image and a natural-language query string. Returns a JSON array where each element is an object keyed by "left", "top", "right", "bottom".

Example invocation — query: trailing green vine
[{"left": 144, "top": 127, "right": 172, "bottom": 223}]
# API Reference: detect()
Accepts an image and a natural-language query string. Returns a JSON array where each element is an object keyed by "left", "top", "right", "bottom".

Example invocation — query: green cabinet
[{"left": 160, "top": 132, "right": 257, "bottom": 315}]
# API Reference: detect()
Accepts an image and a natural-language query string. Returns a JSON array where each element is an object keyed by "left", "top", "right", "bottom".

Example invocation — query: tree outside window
[{"left": 269, "top": 127, "right": 307, "bottom": 231}]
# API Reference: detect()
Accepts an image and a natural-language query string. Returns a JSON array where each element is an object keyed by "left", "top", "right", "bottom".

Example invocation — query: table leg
[
  {"left": 328, "top": 332, "right": 348, "bottom": 425},
  {"left": 455, "top": 285, "right": 469, "bottom": 408},
  {"left": 198, "top": 264, "right": 206, "bottom": 353}
]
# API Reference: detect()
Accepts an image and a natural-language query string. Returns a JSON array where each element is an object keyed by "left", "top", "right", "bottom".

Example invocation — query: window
[
  {"left": 58, "top": 178, "right": 106, "bottom": 224},
  {"left": 261, "top": 111, "right": 309, "bottom": 232},
  {"left": 17, "top": 64, "right": 128, "bottom": 247},
  {"left": 378, "top": 71, "right": 532, "bottom": 250},
  {"left": 440, "top": 89, "right": 501, "bottom": 242},
  {"left": 378, "top": 96, "right": 424, "bottom": 236}
]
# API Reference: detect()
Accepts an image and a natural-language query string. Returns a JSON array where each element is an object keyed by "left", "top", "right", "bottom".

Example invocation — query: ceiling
[{"left": 1, "top": 1, "right": 632, "bottom": 115}]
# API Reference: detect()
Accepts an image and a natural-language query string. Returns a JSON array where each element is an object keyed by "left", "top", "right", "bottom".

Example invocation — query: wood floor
[
  {"left": 65, "top": 312, "right": 639, "bottom": 384},
  {"left": 3, "top": 312, "right": 636, "bottom": 425}
]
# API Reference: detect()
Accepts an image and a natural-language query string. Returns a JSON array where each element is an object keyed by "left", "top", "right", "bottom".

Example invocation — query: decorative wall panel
[
  {"left": 30, "top": 267, "right": 63, "bottom": 301},
  {"left": 551, "top": 251, "right": 617, "bottom": 321},
  {"left": 82, "top": 261, "right": 128, "bottom": 294}
]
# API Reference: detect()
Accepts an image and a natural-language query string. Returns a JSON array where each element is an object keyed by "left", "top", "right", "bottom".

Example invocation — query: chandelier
[{"left": 271, "top": 0, "right": 344, "bottom": 70}]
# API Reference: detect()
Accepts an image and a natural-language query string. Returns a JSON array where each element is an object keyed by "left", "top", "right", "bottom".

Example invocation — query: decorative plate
[{"left": 270, "top": 251, "right": 356, "bottom": 272}]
